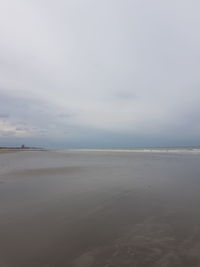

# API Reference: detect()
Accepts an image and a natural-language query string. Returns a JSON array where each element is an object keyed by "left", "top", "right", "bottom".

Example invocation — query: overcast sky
[{"left": 0, "top": 0, "right": 200, "bottom": 148}]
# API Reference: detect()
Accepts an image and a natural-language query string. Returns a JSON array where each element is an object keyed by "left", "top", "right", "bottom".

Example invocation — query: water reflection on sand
[{"left": 0, "top": 150, "right": 200, "bottom": 267}]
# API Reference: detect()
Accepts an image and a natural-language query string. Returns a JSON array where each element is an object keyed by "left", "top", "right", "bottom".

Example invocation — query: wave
[{"left": 59, "top": 147, "right": 200, "bottom": 154}]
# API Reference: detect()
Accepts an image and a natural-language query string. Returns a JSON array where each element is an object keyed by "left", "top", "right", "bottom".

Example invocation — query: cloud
[
  {"left": 0, "top": 91, "right": 77, "bottom": 139},
  {"left": 0, "top": 0, "right": 200, "bottom": 147},
  {"left": 0, "top": 113, "right": 10, "bottom": 118}
]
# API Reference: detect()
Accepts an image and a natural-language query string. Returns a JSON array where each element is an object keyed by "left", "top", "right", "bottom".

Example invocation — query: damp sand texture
[{"left": 0, "top": 150, "right": 200, "bottom": 267}]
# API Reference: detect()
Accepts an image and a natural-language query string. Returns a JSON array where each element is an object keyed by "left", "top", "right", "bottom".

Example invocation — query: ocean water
[
  {"left": 62, "top": 146, "right": 200, "bottom": 153},
  {"left": 0, "top": 149, "right": 200, "bottom": 266}
]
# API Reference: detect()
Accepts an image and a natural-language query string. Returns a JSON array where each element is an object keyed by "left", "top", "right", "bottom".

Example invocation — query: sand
[{"left": 0, "top": 150, "right": 200, "bottom": 266}]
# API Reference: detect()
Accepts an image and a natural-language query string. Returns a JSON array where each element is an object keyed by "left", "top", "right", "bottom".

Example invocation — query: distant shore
[{"left": 0, "top": 147, "right": 47, "bottom": 153}]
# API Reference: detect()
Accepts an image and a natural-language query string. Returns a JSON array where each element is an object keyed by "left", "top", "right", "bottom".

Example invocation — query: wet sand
[{"left": 0, "top": 150, "right": 200, "bottom": 266}]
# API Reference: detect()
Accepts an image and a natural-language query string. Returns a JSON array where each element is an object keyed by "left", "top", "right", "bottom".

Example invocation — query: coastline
[{"left": 0, "top": 148, "right": 47, "bottom": 153}]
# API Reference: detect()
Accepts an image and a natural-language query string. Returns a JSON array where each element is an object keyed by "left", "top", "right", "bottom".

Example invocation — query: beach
[{"left": 0, "top": 149, "right": 200, "bottom": 266}]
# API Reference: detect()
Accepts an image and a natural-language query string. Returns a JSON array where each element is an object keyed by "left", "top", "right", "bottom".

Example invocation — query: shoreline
[{"left": 0, "top": 148, "right": 47, "bottom": 153}]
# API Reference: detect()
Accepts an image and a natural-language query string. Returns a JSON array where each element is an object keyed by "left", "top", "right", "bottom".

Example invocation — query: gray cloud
[
  {"left": 0, "top": 0, "right": 200, "bottom": 147},
  {"left": 0, "top": 113, "right": 10, "bottom": 118}
]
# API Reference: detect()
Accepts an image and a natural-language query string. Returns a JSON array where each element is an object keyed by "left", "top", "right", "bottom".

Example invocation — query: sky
[{"left": 0, "top": 0, "right": 200, "bottom": 148}]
